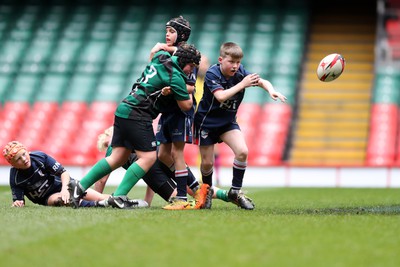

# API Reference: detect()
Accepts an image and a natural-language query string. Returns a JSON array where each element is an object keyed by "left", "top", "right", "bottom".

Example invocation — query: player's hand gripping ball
[{"left": 316, "top": 53, "right": 345, "bottom": 82}]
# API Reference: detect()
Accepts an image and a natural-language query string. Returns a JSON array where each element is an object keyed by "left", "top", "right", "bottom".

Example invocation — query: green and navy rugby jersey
[
  {"left": 157, "top": 67, "right": 198, "bottom": 117},
  {"left": 115, "top": 50, "right": 190, "bottom": 120}
]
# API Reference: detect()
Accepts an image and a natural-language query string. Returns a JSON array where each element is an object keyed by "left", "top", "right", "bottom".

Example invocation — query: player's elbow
[
  {"left": 213, "top": 89, "right": 227, "bottom": 103},
  {"left": 178, "top": 99, "right": 193, "bottom": 111}
]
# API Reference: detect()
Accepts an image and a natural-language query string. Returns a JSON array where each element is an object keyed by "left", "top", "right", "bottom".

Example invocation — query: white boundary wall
[{"left": 1, "top": 166, "right": 399, "bottom": 188}]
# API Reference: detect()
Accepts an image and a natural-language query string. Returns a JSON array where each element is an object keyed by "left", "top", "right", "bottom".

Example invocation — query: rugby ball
[{"left": 316, "top": 53, "right": 345, "bottom": 82}]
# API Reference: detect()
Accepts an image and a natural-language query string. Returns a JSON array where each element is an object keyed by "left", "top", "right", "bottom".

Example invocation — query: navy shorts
[
  {"left": 36, "top": 177, "right": 76, "bottom": 206},
  {"left": 112, "top": 116, "right": 157, "bottom": 152},
  {"left": 156, "top": 112, "right": 193, "bottom": 144},
  {"left": 194, "top": 121, "right": 240, "bottom": 146}
]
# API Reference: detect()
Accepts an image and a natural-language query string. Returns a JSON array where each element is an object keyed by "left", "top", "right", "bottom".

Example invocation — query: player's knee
[
  {"left": 141, "top": 153, "right": 157, "bottom": 169},
  {"left": 235, "top": 148, "right": 248, "bottom": 161},
  {"left": 157, "top": 149, "right": 169, "bottom": 162},
  {"left": 149, "top": 153, "right": 157, "bottom": 164},
  {"left": 201, "top": 160, "right": 214, "bottom": 171}
]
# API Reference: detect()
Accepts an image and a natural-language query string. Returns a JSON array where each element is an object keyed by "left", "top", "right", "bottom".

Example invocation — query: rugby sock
[
  {"left": 168, "top": 163, "right": 175, "bottom": 172},
  {"left": 201, "top": 167, "right": 213, "bottom": 186},
  {"left": 175, "top": 169, "right": 188, "bottom": 200},
  {"left": 79, "top": 200, "right": 96, "bottom": 207},
  {"left": 159, "top": 161, "right": 175, "bottom": 178},
  {"left": 114, "top": 162, "right": 146, "bottom": 196},
  {"left": 80, "top": 158, "right": 112, "bottom": 190},
  {"left": 216, "top": 188, "right": 229, "bottom": 202},
  {"left": 187, "top": 166, "right": 200, "bottom": 192},
  {"left": 232, "top": 159, "right": 247, "bottom": 189},
  {"left": 96, "top": 199, "right": 109, "bottom": 207}
]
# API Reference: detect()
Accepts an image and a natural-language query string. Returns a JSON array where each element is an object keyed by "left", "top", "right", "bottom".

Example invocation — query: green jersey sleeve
[{"left": 170, "top": 56, "right": 190, "bottom": 101}]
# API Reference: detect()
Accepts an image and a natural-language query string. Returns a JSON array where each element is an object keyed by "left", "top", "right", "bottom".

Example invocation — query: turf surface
[{"left": 0, "top": 186, "right": 399, "bottom": 267}]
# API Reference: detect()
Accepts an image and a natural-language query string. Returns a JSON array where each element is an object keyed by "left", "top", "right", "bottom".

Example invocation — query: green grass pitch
[{"left": 0, "top": 186, "right": 399, "bottom": 267}]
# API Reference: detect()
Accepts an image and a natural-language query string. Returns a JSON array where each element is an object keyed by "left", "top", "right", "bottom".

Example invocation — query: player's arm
[
  {"left": 10, "top": 172, "right": 25, "bottom": 207},
  {"left": 11, "top": 183, "right": 25, "bottom": 207},
  {"left": 176, "top": 93, "right": 193, "bottom": 111},
  {"left": 60, "top": 171, "right": 70, "bottom": 204},
  {"left": 11, "top": 186, "right": 25, "bottom": 207},
  {"left": 43, "top": 153, "right": 70, "bottom": 204},
  {"left": 186, "top": 84, "right": 195, "bottom": 94},
  {"left": 170, "top": 68, "right": 193, "bottom": 111},
  {"left": 149, "top": 43, "right": 177, "bottom": 60},
  {"left": 257, "top": 78, "right": 287, "bottom": 103},
  {"left": 212, "top": 74, "right": 258, "bottom": 103},
  {"left": 163, "top": 84, "right": 194, "bottom": 96},
  {"left": 174, "top": 79, "right": 193, "bottom": 111}
]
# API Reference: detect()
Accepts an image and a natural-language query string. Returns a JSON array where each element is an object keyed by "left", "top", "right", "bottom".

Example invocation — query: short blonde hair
[
  {"left": 97, "top": 126, "right": 113, "bottom": 152},
  {"left": 219, "top": 42, "right": 243, "bottom": 59}
]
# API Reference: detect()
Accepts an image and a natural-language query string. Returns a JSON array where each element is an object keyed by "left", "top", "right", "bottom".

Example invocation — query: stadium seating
[
  {"left": 63, "top": 73, "right": 98, "bottom": 102},
  {"left": 16, "top": 102, "right": 59, "bottom": 151},
  {"left": 366, "top": 104, "right": 398, "bottom": 165},
  {"left": 42, "top": 101, "right": 89, "bottom": 162},
  {"left": 290, "top": 6, "right": 376, "bottom": 166},
  {"left": 6, "top": 73, "right": 42, "bottom": 103},
  {"left": 249, "top": 104, "right": 292, "bottom": 166},
  {"left": 0, "top": 102, "right": 30, "bottom": 157},
  {"left": 93, "top": 74, "right": 128, "bottom": 102},
  {"left": 62, "top": 101, "right": 116, "bottom": 165},
  {"left": 0, "top": 0, "right": 304, "bottom": 167},
  {"left": 373, "top": 67, "right": 400, "bottom": 104},
  {"left": 386, "top": 18, "right": 400, "bottom": 59},
  {"left": 0, "top": 74, "right": 13, "bottom": 103},
  {"left": 238, "top": 6, "right": 307, "bottom": 166},
  {"left": 51, "top": 39, "right": 82, "bottom": 64},
  {"left": 367, "top": 66, "right": 400, "bottom": 166},
  {"left": 3, "top": 0, "right": 392, "bottom": 169},
  {"left": 35, "top": 73, "right": 70, "bottom": 103},
  {"left": 237, "top": 103, "right": 262, "bottom": 147}
]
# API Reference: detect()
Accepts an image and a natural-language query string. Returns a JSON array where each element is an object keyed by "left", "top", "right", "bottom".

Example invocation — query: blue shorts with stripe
[
  {"left": 156, "top": 111, "right": 193, "bottom": 144},
  {"left": 194, "top": 121, "right": 240, "bottom": 146}
]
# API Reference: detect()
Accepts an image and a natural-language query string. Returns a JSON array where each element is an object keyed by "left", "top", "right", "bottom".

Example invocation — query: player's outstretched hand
[
  {"left": 242, "top": 73, "right": 260, "bottom": 88},
  {"left": 270, "top": 91, "right": 287, "bottom": 103}
]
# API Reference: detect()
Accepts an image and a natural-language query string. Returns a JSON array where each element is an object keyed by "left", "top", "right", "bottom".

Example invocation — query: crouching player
[{"left": 2, "top": 141, "right": 109, "bottom": 208}]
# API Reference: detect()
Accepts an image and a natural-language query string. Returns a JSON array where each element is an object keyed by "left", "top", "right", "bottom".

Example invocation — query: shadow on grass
[{"left": 278, "top": 205, "right": 400, "bottom": 215}]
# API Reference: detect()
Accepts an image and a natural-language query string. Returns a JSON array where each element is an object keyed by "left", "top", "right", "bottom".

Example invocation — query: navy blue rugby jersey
[
  {"left": 9, "top": 151, "right": 66, "bottom": 204},
  {"left": 194, "top": 63, "right": 251, "bottom": 128}
]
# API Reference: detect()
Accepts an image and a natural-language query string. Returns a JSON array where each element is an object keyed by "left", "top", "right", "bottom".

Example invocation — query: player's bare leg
[{"left": 221, "top": 130, "right": 254, "bottom": 210}]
